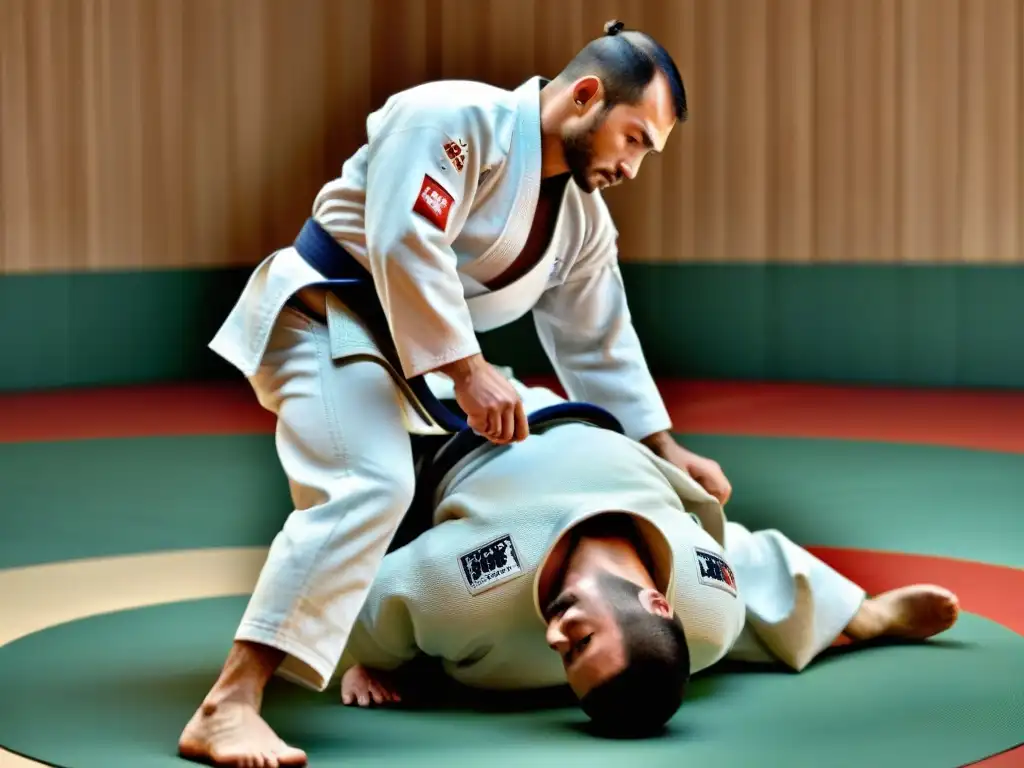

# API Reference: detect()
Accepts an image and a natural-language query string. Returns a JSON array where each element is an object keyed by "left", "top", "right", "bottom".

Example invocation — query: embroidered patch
[
  {"left": 442, "top": 137, "right": 468, "bottom": 173},
  {"left": 693, "top": 547, "right": 738, "bottom": 597},
  {"left": 413, "top": 174, "right": 454, "bottom": 231},
  {"left": 458, "top": 534, "right": 524, "bottom": 596}
]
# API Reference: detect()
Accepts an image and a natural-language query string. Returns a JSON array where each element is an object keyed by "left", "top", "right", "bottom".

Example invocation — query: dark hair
[
  {"left": 556, "top": 20, "right": 688, "bottom": 122},
  {"left": 578, "top": 573, "right": 690, "bottom": 737}
]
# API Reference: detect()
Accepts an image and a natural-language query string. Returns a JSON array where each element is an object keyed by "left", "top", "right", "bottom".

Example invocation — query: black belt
[
  {"left": 292, "top": 217, "right": 468, "bottom": 433},
  {"left": 410, "top": 401, "right": 625, "bottom": 519}
]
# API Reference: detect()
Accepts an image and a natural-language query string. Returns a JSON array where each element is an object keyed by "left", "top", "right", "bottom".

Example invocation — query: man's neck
[
  {"left": 538, "top": 79, "right": 571, "bottom": 179},
  {"left": 538, "top": 513, "right": 656, "bottom": 605}
]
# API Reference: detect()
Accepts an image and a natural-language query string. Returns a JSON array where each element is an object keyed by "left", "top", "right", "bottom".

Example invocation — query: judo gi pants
[
  {"left": 722, "top": 521, "right": 868, "bottom": 671},
  {"left": 234, "top": 303, "right": 418, "bottom": 691}
]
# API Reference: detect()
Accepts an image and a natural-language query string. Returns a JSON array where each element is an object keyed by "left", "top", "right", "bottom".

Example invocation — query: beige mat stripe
[{"left": 0, "top": 548, "right": 269, "bottom": 768}]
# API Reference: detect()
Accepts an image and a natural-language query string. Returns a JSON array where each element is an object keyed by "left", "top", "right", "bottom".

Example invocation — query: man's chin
[
  {"left": 569, "top": 168, "right": 598, "bottom": 193},
  {"left": 578, "top": 172, "right": 617, "bottom": 194}
]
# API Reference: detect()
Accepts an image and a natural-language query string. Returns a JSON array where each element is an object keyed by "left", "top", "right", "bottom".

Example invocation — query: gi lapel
[{"left": 458, "top": 77, "right": 544, "bottom": 286}]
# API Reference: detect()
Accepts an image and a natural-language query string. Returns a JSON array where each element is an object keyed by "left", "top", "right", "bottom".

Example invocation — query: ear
[
  {"left": 638, "top": 588, "right": 673, "bottom": 618},
  {"left": 571, "top": 76, "right": 604, "bottom": 109}
]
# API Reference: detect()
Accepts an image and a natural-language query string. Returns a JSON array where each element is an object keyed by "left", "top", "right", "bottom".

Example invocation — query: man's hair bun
[{"left": 604, "top": 19, "right": 625, "bottom": 36}]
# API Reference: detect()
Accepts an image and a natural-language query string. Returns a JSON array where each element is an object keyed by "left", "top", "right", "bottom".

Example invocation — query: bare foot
[
  {"left": 846, "top": 584, "right": 960, "bottom": 643},
  {"left": 178, "top": 699, "right": 308, "bottom": 767}
]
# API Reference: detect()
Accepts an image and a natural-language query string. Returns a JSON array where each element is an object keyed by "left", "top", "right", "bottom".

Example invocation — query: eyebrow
[{"left": 639, "top": 124, "right": 660, "bottom": 154}]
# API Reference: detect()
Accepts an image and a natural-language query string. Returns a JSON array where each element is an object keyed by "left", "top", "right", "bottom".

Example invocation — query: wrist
[
  {"left": 436, "top": 353, "right": 486, "bottom": 384},
  {"left": 640, "top": 430, "right": 677, "bottom": 457}
]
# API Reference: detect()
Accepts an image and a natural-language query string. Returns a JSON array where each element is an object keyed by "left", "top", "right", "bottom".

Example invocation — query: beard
[{"left": 562, "top": 109, "right": 615, "bottom": 193}]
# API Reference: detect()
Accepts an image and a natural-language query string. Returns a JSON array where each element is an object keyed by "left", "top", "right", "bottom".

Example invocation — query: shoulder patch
[
  {"left": 693, "top": 547, "right": 738, "bottom": 597},
  {"left": 459, "top": 534, "right": 524, "bottom": 596},
  {"left": 413, "top": 174, "right": 454, "bottom": 231}
]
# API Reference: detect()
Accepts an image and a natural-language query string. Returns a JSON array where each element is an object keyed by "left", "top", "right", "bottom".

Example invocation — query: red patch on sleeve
[{"left": 412, "top": 174, "right": 455, "bottom": 231}]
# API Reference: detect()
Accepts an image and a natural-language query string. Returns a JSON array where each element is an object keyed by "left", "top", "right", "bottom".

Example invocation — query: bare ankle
[
  {"left": 202, "top": 685, "right": 261, "bottom": 713},
  {"left": 204, "top": 641, "right": 286, "bottom": 711},
  {"left": 843, "top": 596, "right": 885, "bottom": 642}
]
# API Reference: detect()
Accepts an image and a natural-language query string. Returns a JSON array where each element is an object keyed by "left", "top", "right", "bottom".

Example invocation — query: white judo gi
[
  {"left": 340, "top": 381, "right": 868, "bottom": 688},
  {"left": 206, "top": 76, "right": 671, "bottom": 691}
]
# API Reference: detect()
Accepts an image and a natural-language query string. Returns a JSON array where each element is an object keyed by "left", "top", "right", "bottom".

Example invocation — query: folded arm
[
  {"left": 339, "top": 595, "right": 420, "bottom": 708},
  {"left": 363, "top": 126, "right": 481, "bottom": 378},
  {"left": 363, "top": 125, "right": 528, "bottom": 442},
  {"left": 339, "top": 547, "right": 454, "bottom": 708}
]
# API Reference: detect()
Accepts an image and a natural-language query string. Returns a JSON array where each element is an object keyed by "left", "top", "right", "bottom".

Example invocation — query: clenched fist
[{"left": 438, "top": 354, "right": 529, "bottom": 444}]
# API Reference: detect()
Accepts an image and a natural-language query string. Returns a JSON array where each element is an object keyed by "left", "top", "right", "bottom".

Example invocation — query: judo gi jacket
[{"left": 209, "top": 75, "right": 671, "bottom": 441}]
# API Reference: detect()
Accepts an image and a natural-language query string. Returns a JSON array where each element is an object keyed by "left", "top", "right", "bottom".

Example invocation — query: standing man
[{"left": 179, "top": 21, "right": 729, "bottom": 767}]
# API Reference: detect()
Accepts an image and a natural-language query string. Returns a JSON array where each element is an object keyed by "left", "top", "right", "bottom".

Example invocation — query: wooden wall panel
[{"left": 1, "top": 0, "right": 1023, "bottom": 273}]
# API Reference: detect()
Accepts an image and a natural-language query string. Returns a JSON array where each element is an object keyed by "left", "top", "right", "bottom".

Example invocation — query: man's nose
[
  {"left": 546, "top": 623, "right": 569, "bottom": 654},
  {"left": 619, "top": 157, "right": 641, "bottom": 181}
]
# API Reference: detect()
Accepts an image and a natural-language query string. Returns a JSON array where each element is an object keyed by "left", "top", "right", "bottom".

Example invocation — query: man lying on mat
[{"left": 336, "top": 376, "right": 960, "bottom": 736}]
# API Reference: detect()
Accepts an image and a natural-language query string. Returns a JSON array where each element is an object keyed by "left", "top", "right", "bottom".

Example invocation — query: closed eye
[{"left": 567, "top": 633, "right": 593, "bottom": 665}]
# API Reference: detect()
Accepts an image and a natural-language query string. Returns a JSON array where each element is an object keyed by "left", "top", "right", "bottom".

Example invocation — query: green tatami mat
[
  {"left": 0, "top": 435, "right": 294, "bottom": 569},
  {"left": 2, "top": 434, "right": 1022, "bottom": 570},
  {"left": 679, "top": 434, "right": 1024, "bottom": 569},
  {"left": 0, "top": 597, "right": 1021, "bottom": 768}
]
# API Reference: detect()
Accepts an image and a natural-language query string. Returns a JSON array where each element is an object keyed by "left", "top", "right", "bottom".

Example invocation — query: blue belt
[
  {"left": 293, "top": 218, "right": 627, "bottom": 506},
  {"left": 293, "top": 217, "right": 468, "bottom": 433}
]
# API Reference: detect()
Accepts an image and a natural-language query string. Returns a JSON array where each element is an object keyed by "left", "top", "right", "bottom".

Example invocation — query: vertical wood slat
[
  {"left": 0, "top": 0, "right": 1022, "bottom": 273},
  {"left": 1, "top": 1, "right": 32, "bottom": 270},
  {"left": 768, "top": 0, "right": 814, "bottom": 264},
  {"left": 658, "top": 0, "right": 696, "bottom": 266}
]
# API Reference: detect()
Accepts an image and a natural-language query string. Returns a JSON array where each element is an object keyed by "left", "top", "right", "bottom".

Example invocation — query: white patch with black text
[
  {"left": 693, "top": 547, "right": 738, "bottom": 597},
  {"left": 458, "top": 534, "right": 523, "bottom": 596}
]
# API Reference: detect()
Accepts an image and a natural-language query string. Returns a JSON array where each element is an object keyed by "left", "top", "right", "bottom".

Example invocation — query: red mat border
[
  {"left": 3, "top": 378, "right": 1024, "bottom": 453},
  {"left": 810, "top": 547, "right": 1023, "bottom": 768}
]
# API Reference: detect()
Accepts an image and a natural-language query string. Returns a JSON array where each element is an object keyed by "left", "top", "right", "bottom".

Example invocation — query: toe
[
  {"left": 944, "top": 600, "right": 960, "bottom": 625},
  {"left": 279, "top": 746, "right": 308, "bottom": 766}
]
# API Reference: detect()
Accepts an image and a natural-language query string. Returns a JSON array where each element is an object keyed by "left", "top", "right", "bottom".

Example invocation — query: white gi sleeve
[
  {"left": 531, "top": 207, "right": 672, "bottom": 441},
  {"left": 340, "top": 555, "right": 422, "bottom": 671},
  {"left": 363, "top": 127, "right": 481, "bottom": 378}
]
